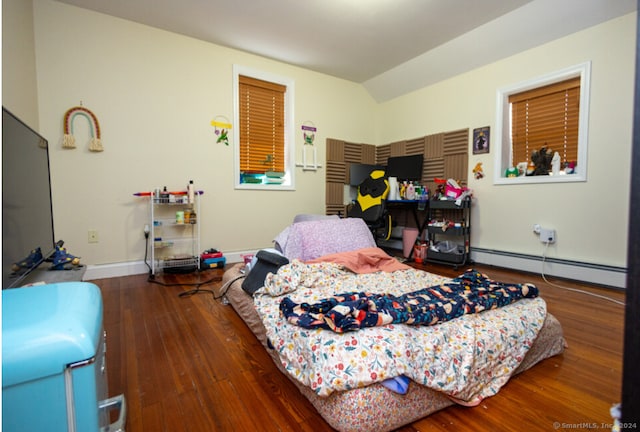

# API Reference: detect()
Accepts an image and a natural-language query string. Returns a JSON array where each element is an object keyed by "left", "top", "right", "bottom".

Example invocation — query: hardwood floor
[{"left": 95, "top": 262, "right": 625, "bottom": 431}]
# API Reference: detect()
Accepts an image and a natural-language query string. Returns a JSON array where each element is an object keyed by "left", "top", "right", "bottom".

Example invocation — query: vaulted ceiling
[{"left": 55, "top": 0, "right": 636, "bottom": 101}]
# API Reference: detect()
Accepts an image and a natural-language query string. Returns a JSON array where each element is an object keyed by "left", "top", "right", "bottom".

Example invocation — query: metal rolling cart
[
  {"left": 149, "top": 189, "right": 201, "bottom": 275},
  {"left": 425, "top": 197, "right": 471, "bottom": 268}
]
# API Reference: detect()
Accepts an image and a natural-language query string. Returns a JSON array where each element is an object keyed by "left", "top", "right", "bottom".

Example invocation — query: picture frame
[{"left": 473, "top": 126, "right": 490, "bottom": 154}]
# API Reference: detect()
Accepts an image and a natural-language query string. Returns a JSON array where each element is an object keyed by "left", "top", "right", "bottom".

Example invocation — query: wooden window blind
[
  {"left": 509, "top": 77, "right": 580, "bottom": 168},
  {"left": 238, "top": 75, "right": 286, "bottom": 174}
]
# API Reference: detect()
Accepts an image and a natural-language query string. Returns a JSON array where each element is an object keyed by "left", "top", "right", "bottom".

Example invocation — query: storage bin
[
  {"left": 428, "top": 241, "right": 465, "bottom": 264},
  {"left": 427, "top": 249, "right": 466, "bottom": 264}
]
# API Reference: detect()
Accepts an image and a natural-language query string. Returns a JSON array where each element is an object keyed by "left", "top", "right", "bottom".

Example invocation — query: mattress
[{"left": 221, "top": 263, "right": 566, "bottom": 432}]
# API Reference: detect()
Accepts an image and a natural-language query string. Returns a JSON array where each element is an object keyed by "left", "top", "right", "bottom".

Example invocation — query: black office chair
[{"left": 348, "top": 169, "right": 392, "bottom": 240}]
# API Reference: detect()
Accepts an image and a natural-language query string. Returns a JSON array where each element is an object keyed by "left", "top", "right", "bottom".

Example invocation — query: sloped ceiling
[{"left": 56, "top": 0, "right": 636, "bottom": 102}]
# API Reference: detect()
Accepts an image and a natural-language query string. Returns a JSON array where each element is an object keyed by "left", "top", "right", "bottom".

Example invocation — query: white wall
[
  {"left": 376, "top": 13, "right": 636, "bottom": 269},
  {"left": 30, "top": 0, "right": 377, "bottom": 267},
  {"left": 2, "top": 0, "right": 40, "bottom": 127},
  {"left": 7, "top": 1, "right": 635, "bottom": 274}
]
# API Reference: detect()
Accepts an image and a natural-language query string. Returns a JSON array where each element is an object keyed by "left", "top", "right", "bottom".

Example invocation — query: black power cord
[
  {"left": 216, "top": 274, "right": 246, "bottom": 302},
  {"left": 177, "top": 276, "right": 220, "bottom": 298},
  {"left": 143, "top": 226, "right": 153, "bottom": 275}
]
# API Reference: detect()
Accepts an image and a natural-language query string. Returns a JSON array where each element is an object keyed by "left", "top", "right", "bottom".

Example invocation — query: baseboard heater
[{"left": 470, "top": 247, "right": 627, "bottom": 290}]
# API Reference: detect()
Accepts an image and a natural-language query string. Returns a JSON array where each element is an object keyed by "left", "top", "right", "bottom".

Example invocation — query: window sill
[
  {"left": 235, "top": 183, "right": 295, "bottom": 191},
  {"left": 493, "top": 172, "right": 586, "bottom": 185}
]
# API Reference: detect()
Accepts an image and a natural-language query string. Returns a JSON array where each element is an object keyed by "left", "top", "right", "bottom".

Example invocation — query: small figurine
[
  {"left": 505, "top": 167, "right": 518, "bottom": 178},
  {"left": 551, "top": 151, "right": 561, "bottom": 175},
  {"left": 473, "top": 162, "right": 484, "bottom": 179},
  {"left": 565, "top": 161, "right": 576, "bottom": 174}
]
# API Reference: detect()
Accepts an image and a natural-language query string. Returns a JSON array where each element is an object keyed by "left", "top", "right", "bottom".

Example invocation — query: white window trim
[
  {"left": 493, "top": 61, "right": 591, "bottom": 185},
  {"left": 233, "top": 64, "right": 296, "bottom": 190}
]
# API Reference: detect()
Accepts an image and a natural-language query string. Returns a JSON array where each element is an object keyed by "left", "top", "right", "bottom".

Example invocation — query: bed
[{"left": 221, "top": 217, "right": 566, "bottom": 431}]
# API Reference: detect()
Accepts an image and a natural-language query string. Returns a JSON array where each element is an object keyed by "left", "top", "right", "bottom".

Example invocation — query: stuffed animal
[{"left": 530, "top": 146, "right": 553, "bottom": 175}]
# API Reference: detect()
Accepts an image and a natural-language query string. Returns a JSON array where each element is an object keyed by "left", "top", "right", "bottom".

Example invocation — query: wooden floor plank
[{"left": 96, "top": 261, "right": 625, "bottom": 431}]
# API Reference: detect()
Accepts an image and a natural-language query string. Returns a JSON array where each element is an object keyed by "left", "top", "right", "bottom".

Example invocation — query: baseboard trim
[
  {"left": 84, "top": 248, "right": 628, "bottom": 289},
  {"left": 471, "top": 248, "right": 627, "bottom": 289},
  {"left": 83, "top": 252, "right": 247, "bottom": 281},
  {"left": 83, "top": 261, "right": 148, "bottom": 281}
]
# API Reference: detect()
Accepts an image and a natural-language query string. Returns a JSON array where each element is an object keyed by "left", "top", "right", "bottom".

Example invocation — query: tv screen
[
  {"left": 349, "top": 163, "right": 385, "bottom": 186},
  {"left": 385, "top": 155, "right": 424, "bottom": 181},
  {"left": 2, "top": 108, "right": 56, "bottom": 288}
]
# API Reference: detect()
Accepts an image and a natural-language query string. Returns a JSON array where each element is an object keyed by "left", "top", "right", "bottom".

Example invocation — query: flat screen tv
[
  {"left": 385, "top": 154, "right": 424, "bottom": 182},
  {"left": 2, "top": 107, "right": 56, "bottom": 288}
]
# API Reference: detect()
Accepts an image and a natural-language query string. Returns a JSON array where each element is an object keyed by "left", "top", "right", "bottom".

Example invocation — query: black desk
[{"left": 385, "top": 200, "right": 430, "bottom": 259}]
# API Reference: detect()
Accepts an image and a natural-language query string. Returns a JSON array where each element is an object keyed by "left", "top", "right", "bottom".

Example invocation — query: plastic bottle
[
  {"left": 406, "top": 183, "right": 415, "bottom": 200},
  {"left": 187, "top": 180, "right": 195, "bottom": 204}
]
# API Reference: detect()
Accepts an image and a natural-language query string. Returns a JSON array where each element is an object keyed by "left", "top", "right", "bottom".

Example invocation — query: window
[
  {"left": 233, "top": 65, "right": 295, "bottom": 189},
  {"left": 494, "top": 62, "right": 591, "bottom": 184}
]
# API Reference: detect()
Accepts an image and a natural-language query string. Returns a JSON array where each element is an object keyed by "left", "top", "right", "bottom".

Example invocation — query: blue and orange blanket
[{"left": 280, "top": 269, "right": 538, "bottom": 333}]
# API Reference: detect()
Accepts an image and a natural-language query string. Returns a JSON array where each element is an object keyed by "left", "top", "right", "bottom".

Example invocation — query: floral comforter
[
  {"left": 279, "top": 269, "right": 538, "bottom": 333},
  {"left": 254, "top": 258, "right": 547, "bottom": 404}
]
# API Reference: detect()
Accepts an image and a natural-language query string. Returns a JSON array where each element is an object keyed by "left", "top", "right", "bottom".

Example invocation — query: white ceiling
[{"left": 55, "top": 0, "right": 636, "bottom": 102}]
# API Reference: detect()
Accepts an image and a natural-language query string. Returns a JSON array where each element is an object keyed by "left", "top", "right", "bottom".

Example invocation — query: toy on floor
[{"left": 201, "top": 248, "right": 226, "bottom": 268}]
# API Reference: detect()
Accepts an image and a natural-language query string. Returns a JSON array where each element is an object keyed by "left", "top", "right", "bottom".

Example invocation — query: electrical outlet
[
  {"left": 539, "top": 228, "right": 556, "bottom": 244},
  {"left": 88, "top": 229, "right": 99, "bottom": 243}
]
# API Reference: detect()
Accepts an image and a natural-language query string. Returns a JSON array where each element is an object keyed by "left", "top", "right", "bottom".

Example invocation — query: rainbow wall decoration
[{"left": 62, "top": 105, "right": 103, "bottom": 152}]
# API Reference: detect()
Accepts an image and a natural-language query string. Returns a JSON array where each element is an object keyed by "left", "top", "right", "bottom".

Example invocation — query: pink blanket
[{"left": 306, "top": 247, "right": 410, "bottom": 274}]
